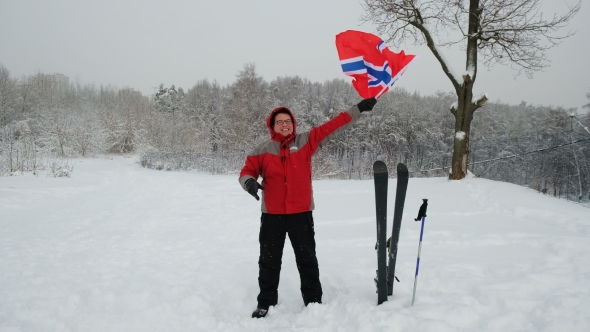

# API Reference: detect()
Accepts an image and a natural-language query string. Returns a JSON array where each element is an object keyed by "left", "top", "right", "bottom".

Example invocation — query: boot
[{"left": 251, "top": 307, "right": 268, "bottom": 318}]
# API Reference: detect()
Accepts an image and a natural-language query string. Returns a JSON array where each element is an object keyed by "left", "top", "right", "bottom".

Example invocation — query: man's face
[{"left": 273, "top": 113, "right": 293, "bottom": 137}]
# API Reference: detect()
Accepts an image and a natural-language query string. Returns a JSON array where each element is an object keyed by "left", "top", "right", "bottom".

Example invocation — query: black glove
[
  {"left": 245, "top": 178, "right": 265, "bottom": 201},
  {"left": 357, "top": 97, "right": 377, "bottom": 113}
]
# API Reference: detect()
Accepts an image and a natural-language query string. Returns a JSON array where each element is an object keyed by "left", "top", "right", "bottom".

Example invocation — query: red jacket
[{"left": 239, "top": 105, "right": 362, "bottom": 214}]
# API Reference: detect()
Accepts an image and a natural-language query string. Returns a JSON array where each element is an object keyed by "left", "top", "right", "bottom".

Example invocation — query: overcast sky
[{"left": 1, "top": 0, "right": 588, "bottom": 111}]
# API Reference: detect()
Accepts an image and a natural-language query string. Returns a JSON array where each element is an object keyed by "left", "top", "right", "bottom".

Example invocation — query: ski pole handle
[
  {"left": 412, "top": 199, "right": 428, "bottom": 306},
  {"left": 414, "top": 198, "right": 428, "bottom": 221}
]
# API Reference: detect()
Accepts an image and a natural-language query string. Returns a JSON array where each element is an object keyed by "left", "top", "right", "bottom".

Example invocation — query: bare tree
[{"left": 362, "top": 0, "right": 580, "bottom": 179}]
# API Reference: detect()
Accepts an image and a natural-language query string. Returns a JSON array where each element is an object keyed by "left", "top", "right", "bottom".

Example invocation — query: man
[{"left": 239, "top": 97, "right": 377, "bottom": 318}]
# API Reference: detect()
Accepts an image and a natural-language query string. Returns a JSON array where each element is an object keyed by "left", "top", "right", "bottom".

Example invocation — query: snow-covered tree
[
  {"left": 226, "top": 63, "right": 269, "bottom": 151},
  {"left": 0, "top": 65, "right": 17, "bottom": 126},
  {"left": 153, "top": 84, "right": 187, "bottom": 151},
  {"left": 39, "top": 106, "right": 74, "bottom": 157},
  {"left": 15, "top": 76, "right": 40, "bottom": 118},
  {"left": 362, "top": 0, "right": 580, "bottom": 179},
  {"left": 184, "top": 79, "right": 226, "bottom": 152},
  {"left": 155, "top": 84, "right": 185, "bottom": 114}
]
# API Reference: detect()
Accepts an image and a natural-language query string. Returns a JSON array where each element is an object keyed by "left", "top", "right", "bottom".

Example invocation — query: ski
[
  {"left": 386, "top": 163, "right": 409, "bottom": 296},
  {"left": 373, "top": 161, "right": 388, "bottom": 305}
]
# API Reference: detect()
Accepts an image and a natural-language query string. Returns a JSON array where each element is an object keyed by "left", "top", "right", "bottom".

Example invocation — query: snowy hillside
[{"left": 1, "top": 156, "right": 589, "bottom": 331}]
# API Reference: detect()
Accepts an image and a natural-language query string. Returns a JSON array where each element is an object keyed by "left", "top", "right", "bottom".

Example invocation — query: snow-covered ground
[{"left": 1, "top": 156, "right": 589, "bottom": 332}]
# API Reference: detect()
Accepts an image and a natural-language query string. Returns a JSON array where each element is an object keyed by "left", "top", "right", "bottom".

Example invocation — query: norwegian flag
[{"left": 336, "top": 30, "right": 416, "bottom": 99}]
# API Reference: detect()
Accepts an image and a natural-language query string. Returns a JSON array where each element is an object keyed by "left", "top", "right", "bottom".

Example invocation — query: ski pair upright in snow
[{"left": 373, "top": 161, "right": 408, "bottom": 305}]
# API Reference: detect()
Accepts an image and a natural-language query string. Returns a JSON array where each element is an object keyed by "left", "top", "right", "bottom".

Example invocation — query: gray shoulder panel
[
  {"left": 249, "top": 139, "right": 280, "bottom": 157},
  {"left": 293, "top": 132, "right": 310, "bottom": 150}
]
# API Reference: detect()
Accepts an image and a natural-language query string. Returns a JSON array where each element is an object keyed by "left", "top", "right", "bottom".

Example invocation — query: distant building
[
  {"left": 118, "top": 88, "right": 143, "bottom": 99},
  {"left": 29, "top": 73, "right": 69, "bottom": 91}
]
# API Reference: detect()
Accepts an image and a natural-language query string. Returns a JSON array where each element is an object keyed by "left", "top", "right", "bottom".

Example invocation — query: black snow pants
[{"left": 256, "top": 211, "right": 322, "bottom": 309}]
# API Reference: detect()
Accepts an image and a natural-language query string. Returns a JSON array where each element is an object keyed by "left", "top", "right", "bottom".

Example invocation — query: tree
[
  {"left": 185, "top": 79, "right": 226, "bottom": 152},
  {"left": 154, "top": 84, "right": 186, "bottom": 151},
  {"left": 362, "top": 0, "right": 580, "bottom": 179},
  {"left": 39, "top": 106, "right": 73, "bottom": 157},
  {"left": 154, "top": 84, "right": 185, "bottom": 114},
  {"left": 16, "top": 76, "right": 40, "bottom": 118},
  {"left": 0, "top": 64, "right": 17, "bottom": 126},
  {"left": 226, "top": 63, "right": 269, "bottom": 150}
]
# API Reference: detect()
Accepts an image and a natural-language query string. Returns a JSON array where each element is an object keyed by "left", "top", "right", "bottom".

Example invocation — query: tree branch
[{"left": 475, "top": 0, "right": 581, "bottom": 76}]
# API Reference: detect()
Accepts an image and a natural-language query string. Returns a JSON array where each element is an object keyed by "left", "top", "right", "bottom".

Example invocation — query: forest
[{"left": 1, "top": 63, "right": 589, "bottom": 204}]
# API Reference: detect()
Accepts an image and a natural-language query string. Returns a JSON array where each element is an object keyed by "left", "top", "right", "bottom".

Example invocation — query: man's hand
[
  {"left": 245, "top": 179, "right": 265, "bottom": 201},
  {"left": 357, "top": 97, "right": 377, "bottom": 113}
]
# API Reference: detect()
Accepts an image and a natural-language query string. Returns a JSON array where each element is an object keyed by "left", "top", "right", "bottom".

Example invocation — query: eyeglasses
[{"left": 274, "top": 119, "right": 293, "bottom": 126}]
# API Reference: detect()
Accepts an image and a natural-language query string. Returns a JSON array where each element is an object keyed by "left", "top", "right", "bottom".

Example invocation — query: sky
[
  {"left": 1, "top": 156, "right": 589, "bottom": 330},
  {"left": 1, "top": 0, "right": 588, "bottom": 111}
]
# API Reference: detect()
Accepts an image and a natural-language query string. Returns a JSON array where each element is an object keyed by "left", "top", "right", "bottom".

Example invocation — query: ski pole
[{"left": 412, "top": 199, "right": 428, "bottom": 306}]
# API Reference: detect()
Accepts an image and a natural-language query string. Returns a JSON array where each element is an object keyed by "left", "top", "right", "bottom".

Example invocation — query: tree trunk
[
  {"left": 448, "top": 0, "right": 482, "bottom": 180},
  {"left": 449, "top": 84, "right": 476, "bottom": 180}
]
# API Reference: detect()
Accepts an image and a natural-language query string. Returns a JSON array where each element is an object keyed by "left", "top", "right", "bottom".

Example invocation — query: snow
[
  {"left": 417, "top": 21, "right": 462, "bottom": 85},
  {"left": 463, "top": 63, "right": 475, "bottom": 81},
  {"left": 473, "top": 93, "right": 490, "bottom": 104},
  {"left": 1, "top": 156, "right": 589, "bottom": 331},
  {"left": 428, "top": 40, "right": 463, "bottom": 85},
  {"left": 456, "top": 131, "right": 466, "bottom": 140}
]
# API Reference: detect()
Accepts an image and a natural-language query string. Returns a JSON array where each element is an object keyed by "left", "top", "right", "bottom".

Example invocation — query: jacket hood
[{"left": 266, "top": 106, "right": 297, "bottom": 141}]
